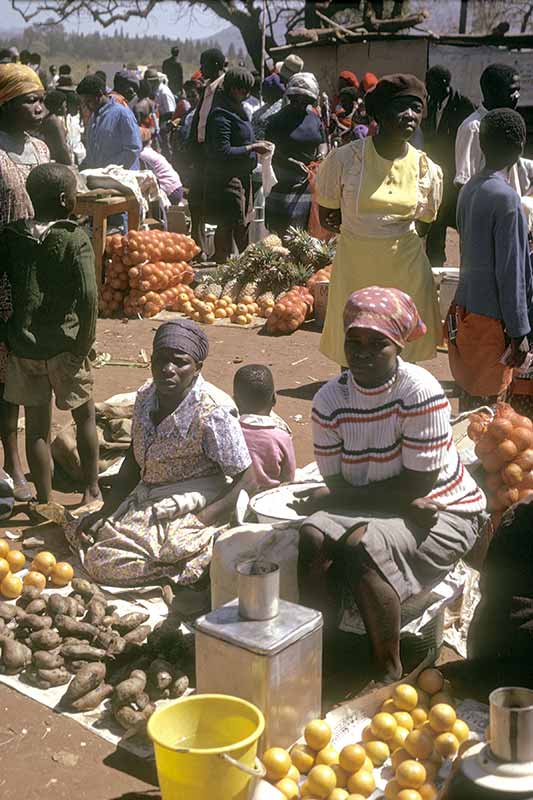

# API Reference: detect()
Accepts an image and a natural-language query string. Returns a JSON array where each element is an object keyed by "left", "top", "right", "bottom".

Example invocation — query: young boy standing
[
  {"left": 233, "top": 364, "right": 296, "bottom": 491},
  {"left": 0, "top": 163, "right": 101, "bottom": 506},
  {"left": 449, "top": 109, "right": 533, "bottom": 410}
]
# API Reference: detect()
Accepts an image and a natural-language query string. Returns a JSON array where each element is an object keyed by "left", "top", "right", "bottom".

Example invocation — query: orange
[
  {"left": 419, "top": 784, "right": 438, "bottom": 800},
  {"left": 411, "top": 707, "right": 428, "bottom": 728},
  {"left": 416, "top": 689, "right": 431, "bottom": 709},
  {"left": 371, "top": 712, "right": 398, "bottom": 741},
  {"left": 50, "top": 561, "right": 74, "bottom": 587},
  {"left": 417, "top": 668, "right": 444, "bottom": 696},
  {"left": 0, "top": 557, "right": 10, "bottom": 581},
  {"left": 287, "top": 765, "right": 300, "bottom": 783},
  {"left": 393, "top": 712, "right": 414, "bottom": 732},
  {"left": 429, "top": 691, "right": 454, "bottom": 708},
  {"left": 30, "top": 550, "right": 56, "bottom": 576},
  {"left": 396, "top": 760, "right": 427, "bottom": 789},
  {"left": 339, "top": 744, "right": 366, "bottom": 773},
  {"left": 305, "top": 720, "right": 332, "bottom": 751},
  {"left": 420, "top": 760, "right": 438, "bottom": 782},
  {"left": 307, "top": 764, "right": 337, "bottom": 798},
  {"left": 6, "top": 550, "right": 25, "bottom": 573},
  {"left": 346, "top": 796, "right": 368, "bottom": 800},
  {"left": 23, "top": 571, "right": 47, "bottom": 591},
  {"left": 327, "top": 790, "right": 349, "bottom": 800},
  {"left": 393, "top": 684, "right": 418, "bottom": 711},
  {"left": 428, "top": 704, "right": 456, "bottom": 734},
  {"left": 397, "top": 791, "right": 422, "bottom": 800},
  {"left": 364, "top": 740, "right": 389, "bottom": 766},
  {"left": 263, "top": 747, "right": 291, "bottom": 781},
  {"left": 389, "top": 726, "right": 410, "bottom": 751},
  {"left": 316, "top": 746, "right": 339, "bottom": 767},
  {"left": 404, "top": 730, "right": 434, "bottom": 761},
  {"left": 274, "top": 778, "right": 299, "bottom": 799},
  {"left": 381, "top": 698, "right": 398, "bottom": 713},
  {"left": 346, "top": 769, "right": 376, "bottom": 797},
  {"left": 331, "top": 764, "right": 349, "bottom": 788},
  {"left": 434, "top": 732, "right": 459, "bottom": 759},
  {"left": 451, "top": 719, "right": 470, "bottom": 744},
  {"left": 362, "top": 756, "right": 374, "bottom": 773},
  {"left": 361, "top": 724, "right": 374, "bottom": 743},
  {"left": 0, "top": 539, "right": 9, "bottom": 558},
  {"left": 291, "top": 744, "right": 316, "bottom": 774},
  {"left": 0, "top": 573, "right": 22, "bottom": 599},
  {"left": 385, "top": 779, "right": 402, "bottom": 799},
  {"left": 391, "top": 748, "right": 411, "bottom": 771}
]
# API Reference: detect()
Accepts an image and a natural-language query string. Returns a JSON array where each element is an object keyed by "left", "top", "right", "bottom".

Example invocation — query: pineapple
[
  {"left": 257, "top": 291, "right": 275, "bottom": 307},
  {"left": 222, "top": 278, "right": 242, "bottom": 301},
  {"left": 238, "top": 282, "right": 259, "bottom": 302},
  {"left": 261, "top": 233, "right": 282, "bottom": 249},
  {"left": 206, "top": 281, "right": 223, "bottom": 299},
  {"left": 194, "top": 283, "right": 210, "bottom": 299}
]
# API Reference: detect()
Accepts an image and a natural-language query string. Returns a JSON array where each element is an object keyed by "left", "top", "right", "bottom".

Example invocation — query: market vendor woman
[
  {"left": 297, "top": 287, "right": 486, "bottom": 681},
  {"left": 69, "top": 320, "right": 254, "bottom": 586}
]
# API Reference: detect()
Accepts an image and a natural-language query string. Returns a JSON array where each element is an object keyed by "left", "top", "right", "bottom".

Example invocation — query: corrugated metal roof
[{"left": 272, "top": 32, "right": 533, "bottom": 54}]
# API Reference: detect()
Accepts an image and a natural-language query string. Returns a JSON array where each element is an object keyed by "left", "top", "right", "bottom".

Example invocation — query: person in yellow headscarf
[
  {"left": 316, "top": 74, "right": 443, "bottom": 367},
  {"left": 0, "top": 63, "right": 49, "bottom": 504}
]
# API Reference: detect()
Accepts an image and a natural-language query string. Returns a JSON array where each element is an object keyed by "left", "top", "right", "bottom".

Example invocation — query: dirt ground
[{"left": 0, "top": 233, "right": 460, "bottom": 799}]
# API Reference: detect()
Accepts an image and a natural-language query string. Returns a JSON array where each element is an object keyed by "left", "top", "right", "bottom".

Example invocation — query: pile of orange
[
  {"left": 0, "top": 542, "right": 73, "bottom": 599},
  {"left": 264, "top": 668, "right": 470, "bottom": 799},
  {"left": 177, "top": 294, "right": 260, "bottom": 326}
]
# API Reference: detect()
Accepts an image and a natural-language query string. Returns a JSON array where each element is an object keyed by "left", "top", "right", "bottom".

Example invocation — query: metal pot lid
[
  {"left": 462, "top": 742, "right": 533, "bottom": 792},
  {"left": 195, "top": 599, "right": 323, "bottom": 655}
]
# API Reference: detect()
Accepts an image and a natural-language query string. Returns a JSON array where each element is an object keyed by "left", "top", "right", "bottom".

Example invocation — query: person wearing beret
[
  {"left": 316, "top": 74, "right": 443, "bottom": 367},
  {"left": 68, "top": 321, "right": 255, "bottom": 588}
]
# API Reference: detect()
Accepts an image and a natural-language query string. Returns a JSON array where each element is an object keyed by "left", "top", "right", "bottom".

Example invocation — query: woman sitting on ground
[
  {"left": 296, "top": 287, "right": 486, "bottom": 681},
  {"left": 69, "top": 320, "right": 254, "bottom": 587}
]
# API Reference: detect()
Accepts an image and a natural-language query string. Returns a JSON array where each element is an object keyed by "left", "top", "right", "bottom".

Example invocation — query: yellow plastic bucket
[{"left": 147, "top": 694, "right": 266, "bottom": 800}]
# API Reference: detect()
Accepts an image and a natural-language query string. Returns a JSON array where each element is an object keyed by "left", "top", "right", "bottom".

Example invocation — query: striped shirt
[{"left": 312, "top": 359, "right": 486, "bottom": 514}]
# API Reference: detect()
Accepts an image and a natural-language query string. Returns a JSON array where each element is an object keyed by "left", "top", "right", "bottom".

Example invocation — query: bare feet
[{"left": 82, "top": 485, "right": 103, "bottom": 506}]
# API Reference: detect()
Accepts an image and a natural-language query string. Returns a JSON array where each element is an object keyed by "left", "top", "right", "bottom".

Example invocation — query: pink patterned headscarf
[{"left": 343, "top": 286, "right": 427, "bottom": 349}]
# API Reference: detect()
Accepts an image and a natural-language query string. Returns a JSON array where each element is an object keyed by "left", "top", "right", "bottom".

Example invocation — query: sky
[{"left": 0, "top": 0, "right": 228, "bottom": 39}]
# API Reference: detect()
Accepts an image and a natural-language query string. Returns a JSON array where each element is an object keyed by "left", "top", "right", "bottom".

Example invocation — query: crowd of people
[{"left": 1, "top": 42, "right": 533, "bottom": 683}]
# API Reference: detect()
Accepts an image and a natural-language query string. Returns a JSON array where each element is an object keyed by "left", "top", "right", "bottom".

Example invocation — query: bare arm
[
  {"left": 196, "top": 466, "right": 257, "bottom": 527},
  {"left": 79, "top": 445, "right": 140, "bottom": 535}
]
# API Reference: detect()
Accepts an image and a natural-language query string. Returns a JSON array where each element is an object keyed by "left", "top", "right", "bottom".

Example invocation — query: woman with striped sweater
[{"left": 296, "top": 287, "right": 486, "bottom": 681}]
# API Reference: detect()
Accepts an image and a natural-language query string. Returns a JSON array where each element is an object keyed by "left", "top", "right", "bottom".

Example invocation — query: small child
[
  {"left": 233, "top": 364, "right": 296, "bottom": 491},
  {"left": 140, "top": 127, "right": 183, "bottom": 204},
  {"left": 0, "top": 163, "right": 101, "bottom": 507}
]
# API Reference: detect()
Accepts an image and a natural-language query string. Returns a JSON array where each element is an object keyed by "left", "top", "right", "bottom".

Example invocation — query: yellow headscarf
[{"left": 0, "top": 64, "right": 44, "bottom": 107}]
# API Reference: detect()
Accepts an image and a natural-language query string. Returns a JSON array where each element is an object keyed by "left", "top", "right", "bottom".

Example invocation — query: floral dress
[
  {"left": 0, "top": 133, "right": 50, "bottom": 381},
  {"left": 72, "top": 376, "right": 252, "bottom": 587}
]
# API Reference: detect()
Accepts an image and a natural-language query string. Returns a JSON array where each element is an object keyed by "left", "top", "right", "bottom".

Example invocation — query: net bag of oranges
[
  {"left": 467, "top": 402, "right": 533, "bottom": 516},
  {"left": 100, "top": 231, "right": 199, "bottom": 318}
]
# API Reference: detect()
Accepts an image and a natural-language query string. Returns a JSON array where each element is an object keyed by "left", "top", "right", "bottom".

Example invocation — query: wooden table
[{"left": 76, "top": 189, "right": 140, "bottom": 285}]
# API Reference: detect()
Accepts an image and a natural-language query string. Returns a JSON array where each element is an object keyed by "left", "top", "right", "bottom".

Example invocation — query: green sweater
[{"left": 0, "top": 219, "right": 97, "bottom": 360}]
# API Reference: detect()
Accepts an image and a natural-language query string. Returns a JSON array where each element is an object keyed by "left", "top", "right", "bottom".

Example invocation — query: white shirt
[
  {"left": 455, "top": 105, "right": 533, "bottom": 198},
  {"left": 243, "top": 96, "right": 262, "bottom": 121},
  {"left": 197, "top": 73, "right": 225, "bottom": 144},
  {"left": 156, "top": 83, "right": 176, "bottom": 116}
]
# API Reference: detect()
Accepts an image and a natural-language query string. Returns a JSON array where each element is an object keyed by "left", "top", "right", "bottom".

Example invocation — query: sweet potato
[
  {"left": 70, "top": 683, "right": 113, "bottom": 712},
  {"left": 35, "top": 667, "right": 70, "bottom": 687},
  {"left": 66, "top": 597, "right": 82, "bottom": 618},
  {"left": 29, "top": 629, "right": 62, "bottom": 651},
  {"left": 114, "top": 671, "right": 147, "bottom": 705},
  {"left": 114, "top": 703, "right": 154, "bottom": 733},
  {"left": 0, "top": 601, "right": 19, "bottom": 621},
  {"left": 61, "top": 643, "right": 106, "bottom": 661},
  {"left": 134, "top": 691, "right": 151, "bottom": 711},
  {"left": 102, "top": 613, "right": 120, "bottom": 628},
  {"left": 170, "top": 672, "right": 190, "bottom": 698},
  {"left": 17, "top": 586, "right": 42, "bottom": 607},
  {"left": 55, "top": 615, "right": 98, "bottom": 640},
  {"left": 19, "top": 614, "right": 53, "bottom": 632},
  {"left": 71, "top": 578, "right": 99, "bottom": 601},
  {"left": 47, "top": 594, "right": 69, "bottom": 617},
  {"left": 33, "top": 650, "right": 65, "bottom": 670},
  {"left": 61, "top": 662, "right": 106, "bottom": 705},
  {"left": 24, "top": 598, "right": 48, "bottom": 616},
  {"left": 123, "top": 624, "right": 150, "bottom": 646},
  {"left": 85, "top": 598, "right": 106, "bottom": 626},
  {"left": 68, "top": 660, "right": 91, "bottom": 672},
  {"left": 1, "top": 639, "right": 32, "bottom": 673},
  {"left": 113, "top": 613, "right": 150, "bottom": 634},
  {"left": 148, "top": 658, "right": 174, "bottom": 691}
]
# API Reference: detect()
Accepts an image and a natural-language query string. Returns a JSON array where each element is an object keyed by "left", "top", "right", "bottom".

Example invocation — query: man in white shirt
[{"left": 455, "top": 63, "right": 533, "bottom": 200}]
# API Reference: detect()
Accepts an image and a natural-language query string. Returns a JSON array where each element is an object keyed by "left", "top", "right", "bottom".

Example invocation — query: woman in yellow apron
[{"left": 317, "top": 74, "right": 443, "bottom": 366}]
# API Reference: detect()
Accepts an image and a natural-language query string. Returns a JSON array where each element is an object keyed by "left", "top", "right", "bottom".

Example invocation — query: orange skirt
[{"left": 447, "top": 307, "right": 512, "bottom": 397}]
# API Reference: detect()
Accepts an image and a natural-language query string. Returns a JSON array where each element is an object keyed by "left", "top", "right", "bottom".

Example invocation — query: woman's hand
[
  {"left": 77, "top": 508, "right": 107, "bottom": 547},
  {"left": 250, "top": 141, "right": 272, "bottom": 155},
  {"left": 408, "top": 497, "right": 445, "bottom": 528},
  {"left": 290, "top": 485, "right": 332, "bottom": 515}
]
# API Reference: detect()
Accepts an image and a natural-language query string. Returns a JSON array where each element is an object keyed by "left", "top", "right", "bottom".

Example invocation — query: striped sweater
[{"left": 312, "top": 359, "right": 486, "bottom": 514}]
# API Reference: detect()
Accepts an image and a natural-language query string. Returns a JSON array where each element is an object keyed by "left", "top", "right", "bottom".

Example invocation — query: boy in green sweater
[{"left": 0, "top": 163, "right": 101, "bottom": 507}]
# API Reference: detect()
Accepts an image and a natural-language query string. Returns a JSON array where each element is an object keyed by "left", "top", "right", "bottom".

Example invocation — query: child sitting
[
  {"left": 140, "top": 127, "right": 183, "bottom": 204},
  {"left": 0, "top": 163, "right": 101, "bottom": 507},
  {"left": 234, "top": 364, "right": 296, "bottom": 491}
]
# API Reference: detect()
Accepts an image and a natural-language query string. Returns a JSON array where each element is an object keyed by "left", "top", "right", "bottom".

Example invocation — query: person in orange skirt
[{"left": 448, "top": 109, "right": 533, "bottom": 411}]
